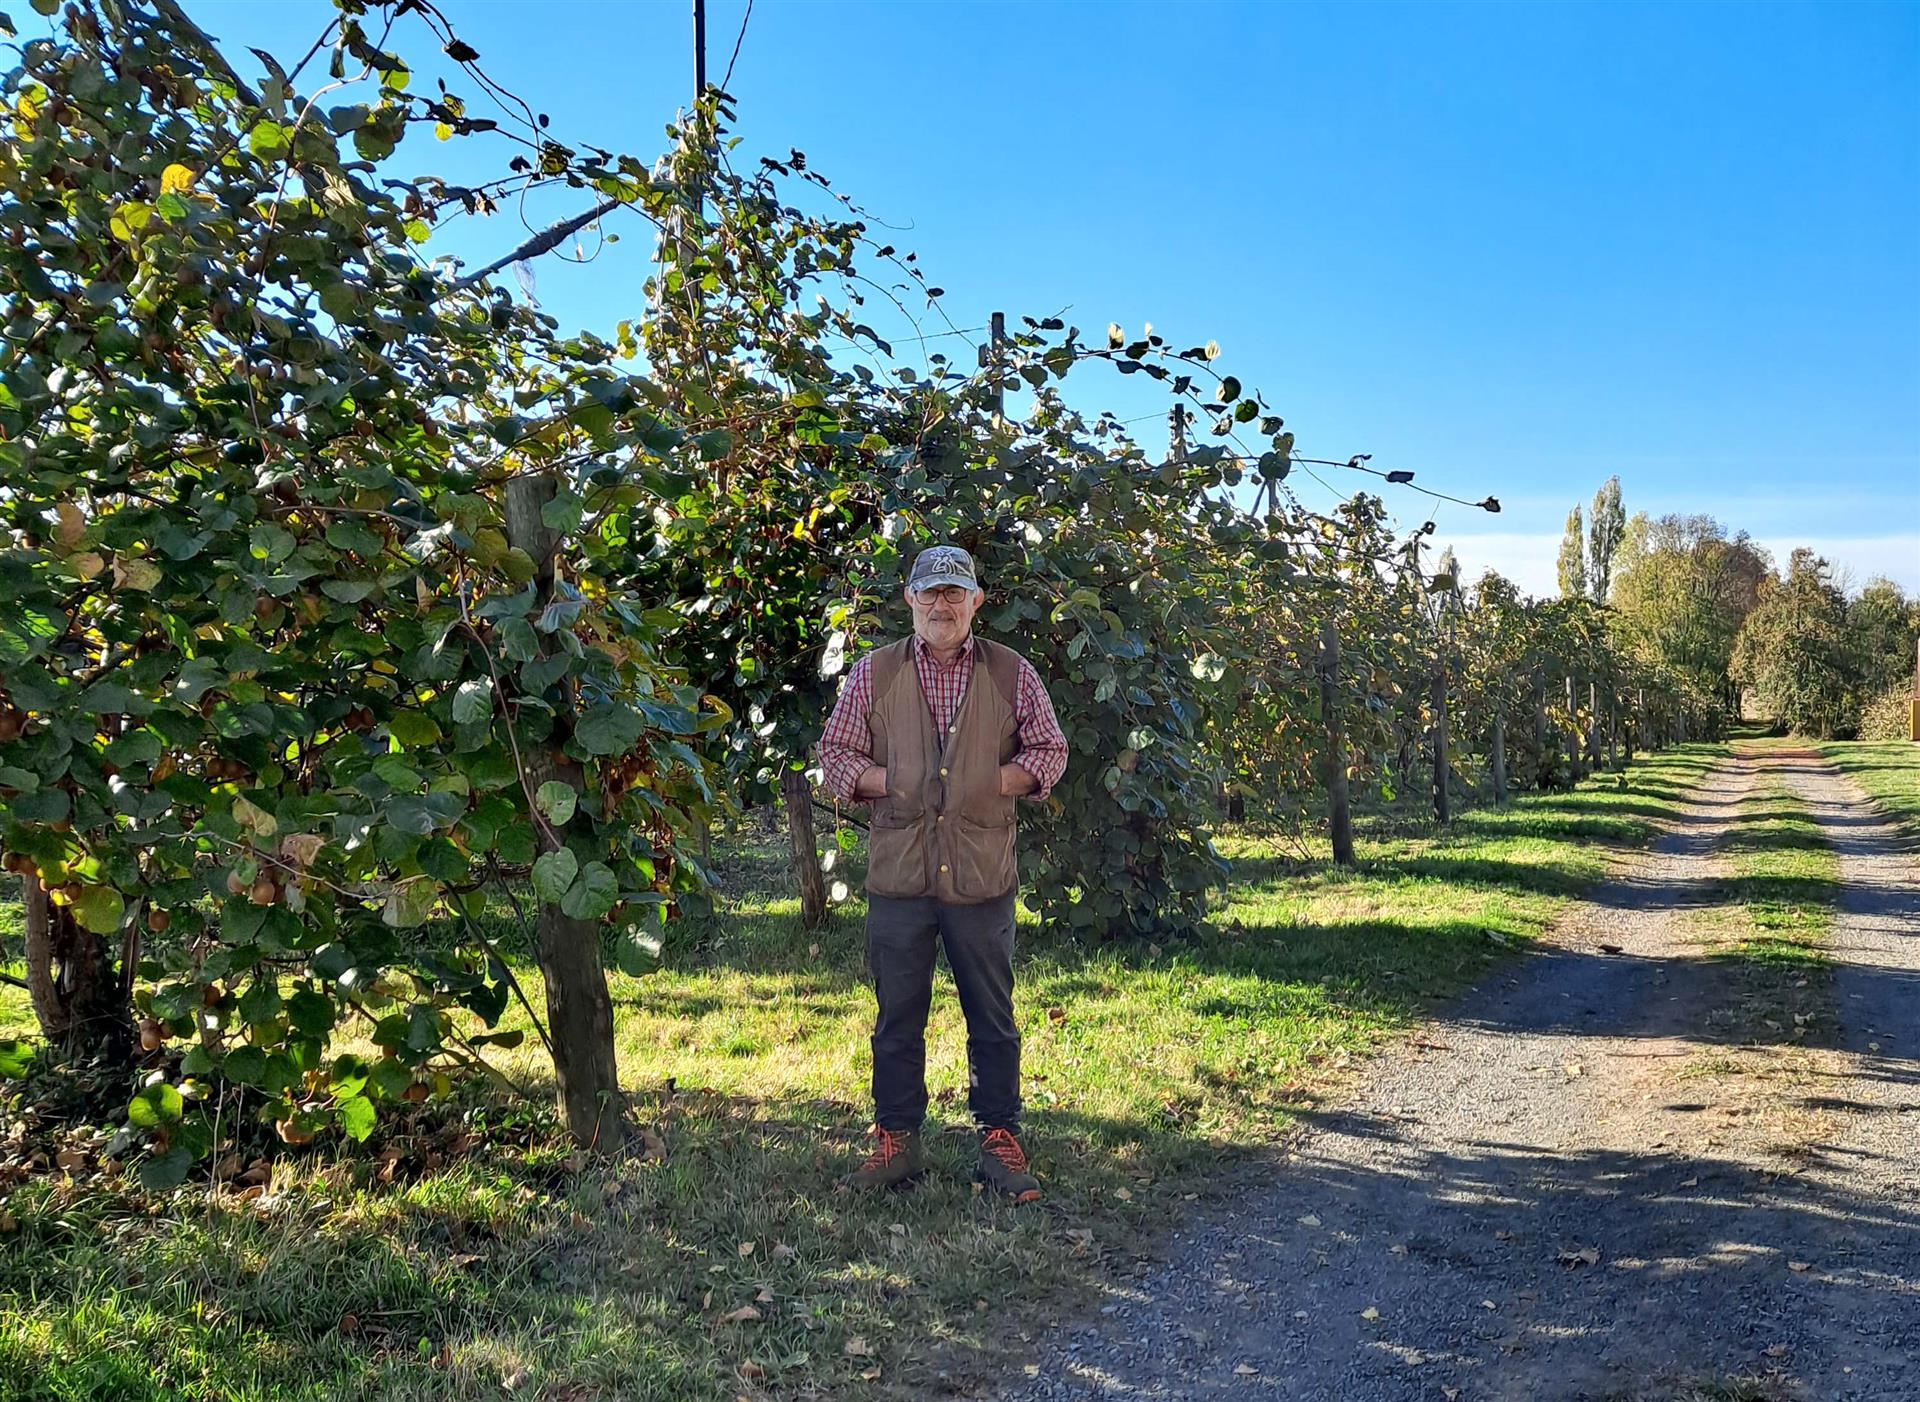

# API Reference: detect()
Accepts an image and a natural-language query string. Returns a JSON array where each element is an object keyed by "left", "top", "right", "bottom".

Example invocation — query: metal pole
[{"left": 693, "top": 0, "right": 707, "bottom": 97}]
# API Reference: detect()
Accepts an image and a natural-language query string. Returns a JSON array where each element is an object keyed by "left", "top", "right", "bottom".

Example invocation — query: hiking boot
[
  {"left": 843, "top": 1126, "right": 926, "bottom": 1192},
  {"left": 975, "top": 1127, "right": 1041, "bottom": 1203}
]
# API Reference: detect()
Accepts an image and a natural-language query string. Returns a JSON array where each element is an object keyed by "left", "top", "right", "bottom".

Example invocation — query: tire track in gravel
[{"left": 992, "top": 750, "right": 1920, "bottom": 1401}]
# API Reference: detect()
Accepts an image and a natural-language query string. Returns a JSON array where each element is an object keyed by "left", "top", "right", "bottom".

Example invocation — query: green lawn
[
  {"left": 1817, "top": 738, "right": 1920, "bottom": 843},
  {"left": 0, "top": 745, "right": 1721, "bottom": 1401}
]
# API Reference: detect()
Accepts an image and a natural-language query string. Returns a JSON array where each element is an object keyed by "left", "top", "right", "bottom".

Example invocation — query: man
[{"left": 818, "top": 545, "right": 1068, "bottom": 1202}]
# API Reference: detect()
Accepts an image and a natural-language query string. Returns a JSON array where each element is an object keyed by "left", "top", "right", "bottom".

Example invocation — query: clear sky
[{"left": 172, "top": 1, "right": 1920, "bottom": 595}]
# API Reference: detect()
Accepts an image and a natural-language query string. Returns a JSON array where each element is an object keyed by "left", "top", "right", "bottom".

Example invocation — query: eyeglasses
[{"left": 910, "top": 585, "right": 974, "bottom": 605}]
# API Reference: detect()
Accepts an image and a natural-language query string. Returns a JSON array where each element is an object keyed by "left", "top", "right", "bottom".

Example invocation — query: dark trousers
[{"left": 866, "top": 892, "right": 1021, "bottom": 1133}]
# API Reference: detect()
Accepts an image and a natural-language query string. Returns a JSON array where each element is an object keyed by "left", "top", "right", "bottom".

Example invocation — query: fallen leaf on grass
[
  {"left": 771, "top": 1242, "right": 796, "bottom": 1259},
  {"left": 860, "top": 1367, "right": 881, "bottom": 1381},
  {"left": 1558, "top": 1246, "right": 1601, "bottom": 1267},
  {"left": 736, "top": 1360, "right": 764, "bottom": 1380},
  {"left": 737, "top": 1240, "right": 755, "bottom": 1257},
  {"left": 1788, "top": 1261, "right": 1812, "bottom": 1273},
  {"left": 1494, "top": 1230, "right": 1515, "bottom": 1242},
  {"left": 844, "top": 1336, "right": 874, "bottom": 1357},
  {"left": 1047, "top": 1006, "right": 1067, "bottom": 1025},
  {"left": 1563, "top": 1062, "right": 1585, "bottom": 1078},
  {"left": 723, "top": 1305, "right": 762, "bottom": 1324},
  {"left": 1360, "top": 1307, "right": 1381, "bottom": 1321},
  {"left": 1764, "top": 1344, "right": 1790, "bottom": 1359},
  {"left": 1114, "top": 1187, "right": 1133, "bottom": 1202},
  {"left": 1677, "top": 1177, "right": 1699, "bottom": 1189},
  {"left": 754, "top": 1286, "right": 774, "bottom": 1303},
  {"left": 1387, "top": 1242, "right": 1407, "bottom": 1255},
  {"left": 1296, "top": 1214, "right": 1321, "bottom": 1228},
  {"left": 1234, "top": 1363, "right": 1259, "bottom": 1375}
]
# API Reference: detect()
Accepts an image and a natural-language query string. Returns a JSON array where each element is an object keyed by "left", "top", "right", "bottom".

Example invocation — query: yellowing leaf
[
  {"left": 68, "top": 552, "right": 106, "bottom": 580},
  {"left": 232, "top": 795, "right": 278, "bottom": 839},
  {"left": 843, "top": 1336, "right": 873, "bottom": 1358},
  {"left": 1360, "top": 1306, "right": 1381, "bottom": 1321},
  {"left": 161, "top": 163, "right": 197, "bottom": 194},
  {"left": 113, "top": 558, "right": 163, "bottom": 591},
  {"left": 55, "top": 503, "right": 85, "bottom": 548},
  {"left": 723, "top": 1304, "right": 761, "bottom": 1323}
]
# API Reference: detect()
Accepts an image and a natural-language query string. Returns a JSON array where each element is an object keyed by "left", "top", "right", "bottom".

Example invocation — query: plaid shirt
[{"left": 819, "top": 634, "right": 1068, "bottom": 803}]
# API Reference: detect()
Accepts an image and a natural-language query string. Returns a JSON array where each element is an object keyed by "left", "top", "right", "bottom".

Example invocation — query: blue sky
[{"left": 181, "top": 1, "right": 1920, "bottom": 594}]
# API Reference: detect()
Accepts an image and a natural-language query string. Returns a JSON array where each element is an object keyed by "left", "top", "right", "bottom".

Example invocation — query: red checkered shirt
[{"left": 819, "top": 634, "right": 1068, "bottom": 803}]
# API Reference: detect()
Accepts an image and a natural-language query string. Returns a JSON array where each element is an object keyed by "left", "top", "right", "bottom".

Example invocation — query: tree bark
[
  {"left": 1319, "top": 620, "right": 1355, "bottom": 867},
  {"left": 1430, "top": 666, "right": 1450, "bottom": 823},
  {"left": 22, "top": 873, "right": 129, "bottom": 1057},
  {"left": 1565, "top": 675, "right": 1583, "bottom": 781},
  {"left": 504, "top": 475, "right": 626, "bottom": 1153},
  {"left": 1587, "top": 680, "right": 1603, "bottom": 770},
  {"left": 782, "top": 767, "right": 828, "bottom": 930},
  {"left": 1491, "top": 698, "right": 1508, "bottom": 804}
]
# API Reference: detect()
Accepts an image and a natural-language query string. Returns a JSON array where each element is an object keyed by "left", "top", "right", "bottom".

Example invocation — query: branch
[
  {"left": 148, "top": 0, "right": 264, "bottom": 107},
  {"left": 451, "top": 198, "right": 628, "bottom": 292}
]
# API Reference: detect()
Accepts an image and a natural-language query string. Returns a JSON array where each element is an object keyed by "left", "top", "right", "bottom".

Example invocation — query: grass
[
  {"left": 0, "top": 745, "right": 1724, "bottom": 1401},
  {"left": 1815, "top": 738, "right": 1920, "bottom": 844},
  {"left": 1676, "top": 741, "right": 1839, "bottom": 1163}
]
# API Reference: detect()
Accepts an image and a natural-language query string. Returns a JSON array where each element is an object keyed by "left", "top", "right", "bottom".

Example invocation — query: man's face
[{"left": 906, "top": 583, "right": 983, "bottom": 652}]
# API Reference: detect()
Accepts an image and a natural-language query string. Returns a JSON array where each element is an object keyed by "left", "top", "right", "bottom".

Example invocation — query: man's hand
[
  {"left": 854, "top": 765, "right": 889, "bottom": 799},
  {"left": 998, "top": 762, "right": 1038, "bottom": 798}
]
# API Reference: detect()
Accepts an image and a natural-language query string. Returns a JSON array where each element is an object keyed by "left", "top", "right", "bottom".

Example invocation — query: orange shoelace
[
  {"left": 981, "top": 1127, "right": 1027, "bottom": 1172},
  {"left": 860, "top": 1127, "right": 908, "bottom": 1172}
]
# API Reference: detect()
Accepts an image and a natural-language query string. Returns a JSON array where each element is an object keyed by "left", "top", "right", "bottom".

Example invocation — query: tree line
[{"left": 1555, "top": 481, "right": 1919, "bottom": 741}]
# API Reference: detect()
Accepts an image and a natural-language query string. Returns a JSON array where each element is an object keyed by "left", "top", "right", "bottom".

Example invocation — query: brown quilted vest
[{"left": 863, "top": 636, "right": 1022, "bottom": 904}]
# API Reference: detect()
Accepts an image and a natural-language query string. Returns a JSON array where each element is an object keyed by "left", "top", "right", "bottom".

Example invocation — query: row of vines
[{"left": 0, "top": 0, "right": 1718, "bottom": 1176}]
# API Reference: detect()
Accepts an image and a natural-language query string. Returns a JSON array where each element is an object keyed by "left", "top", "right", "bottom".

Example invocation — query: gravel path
[{"left": 993, "top": 750, "right": 1920, "bottom": 1401}]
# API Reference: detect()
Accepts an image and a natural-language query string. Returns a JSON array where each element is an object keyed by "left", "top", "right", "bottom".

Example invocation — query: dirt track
[{"left": 995, "top": 749, "right": 1920, "bottom": 1401}]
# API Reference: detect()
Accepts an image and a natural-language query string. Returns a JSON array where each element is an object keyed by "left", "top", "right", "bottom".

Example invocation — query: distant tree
[
  {"left": 1846, "top": 578, "right": 1920, "bottom": 697},
  {"left": 1611, "top": 513, "right": 1768, "bottom": 709},
  {"left": 1587, "top": 477, "right": 1626, "bottom": 603},
  {"left": 1732, "top": 550, "right": 1858, "bottom": 737},
  {"left": 1557, "top": 506, "right": 1588, "bottom": 600}
]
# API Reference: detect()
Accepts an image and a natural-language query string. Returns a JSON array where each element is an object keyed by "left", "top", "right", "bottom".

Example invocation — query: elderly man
[{"left": 818, "top": 545, "right": 1068, "bottom": 1202}]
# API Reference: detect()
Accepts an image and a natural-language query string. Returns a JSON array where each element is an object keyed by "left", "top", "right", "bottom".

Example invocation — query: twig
[{"left": 451, "top": 198, "right": 630, "bottom": 292}]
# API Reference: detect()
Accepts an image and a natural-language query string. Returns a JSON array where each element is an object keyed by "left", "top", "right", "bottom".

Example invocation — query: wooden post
[
  {"left": 1319, "top": 619, "right": 1355, "bottom": 867},
  {"left": 1430, "top": 664, "right": 1450, "bottom": 823},
  {"left": 1532, "top": 668, "right": 1549, "bottom": 791},
  {"left": 978, "top": 311, "right": 1006, "bottom": 417},
  {"left": 504, "top": 475, "right": 626, "bottom": 1152},
  {"left": 782, "top": 766, "right": 828, "bottom": 930},
  {"left": 1565, "top": 675, "right": 1581, "bottom": 781},
  {"left": 1588, "top": 680, "right": 1603, "bottom": 770},
  {"left": 1491, "top": 696, "right": 1509, "bottom": 804}
]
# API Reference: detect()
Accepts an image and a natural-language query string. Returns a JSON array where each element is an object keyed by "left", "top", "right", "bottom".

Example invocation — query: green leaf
[
  {"left": 11, "top": 787, "right": 70, "bottom": 823},
  {"left": 560, "top": 861, "right": 618, "bottom": 921},
  {"left": 248, "top": 120, "right": 292, "bottom": 158},
  {"left": 0, "top": 1038, "right": 37, "bottom": 1079},
  {"left": 139, "top": 1146, "right": 194, "bottom": 1191},
  {"left": 534, "top": 781, "right": 577, "bottom": 825},
  {"left": 286, "top": 988, "right": 336, "bottom": 1037},
  {"left": 387, "top": 711, "right": 442, "bottom": 748},
  {"left": 71, "top": 886, "right": 125, "bottom": 935},
  {"left": 336, "top": 1094, "right": 376, "bottom": 1143},
  {"left": 574, "top": 704, "right": 643, "bottom": 755},
  {"left": 531, "top": 848, "right": 578, "bottom": 903},
  {"left": 127, "top": 1081, "right": 184, "bottom": 1128},
  {"left": 223, "top": 1046, "right": 269, "bottom": 1087},
  {"left": 451, "top": 677, "right": 494, "bottom": 725},
  {"left": 541, "top": 490, "right": 584, "bottom": 532},
  {"left": 615, "top": 926, "right": 663, "bottom": 976}
]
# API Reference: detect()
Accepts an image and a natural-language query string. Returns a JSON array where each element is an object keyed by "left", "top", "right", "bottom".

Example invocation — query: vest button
[
  {"left": 938, "top": 863, "right": 949, "bottom": 873},
  {"left": 939, "top": 767, "right": 949, "bottom": 777}
]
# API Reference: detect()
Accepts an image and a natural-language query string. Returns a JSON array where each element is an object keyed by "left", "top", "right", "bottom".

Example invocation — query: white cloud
[
  {"left": 1753, "top": 536, "right": 1920, "bottom": 594},
  {"left": 1434, "top": 532, "right": 1563, "bottom": 599}
]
